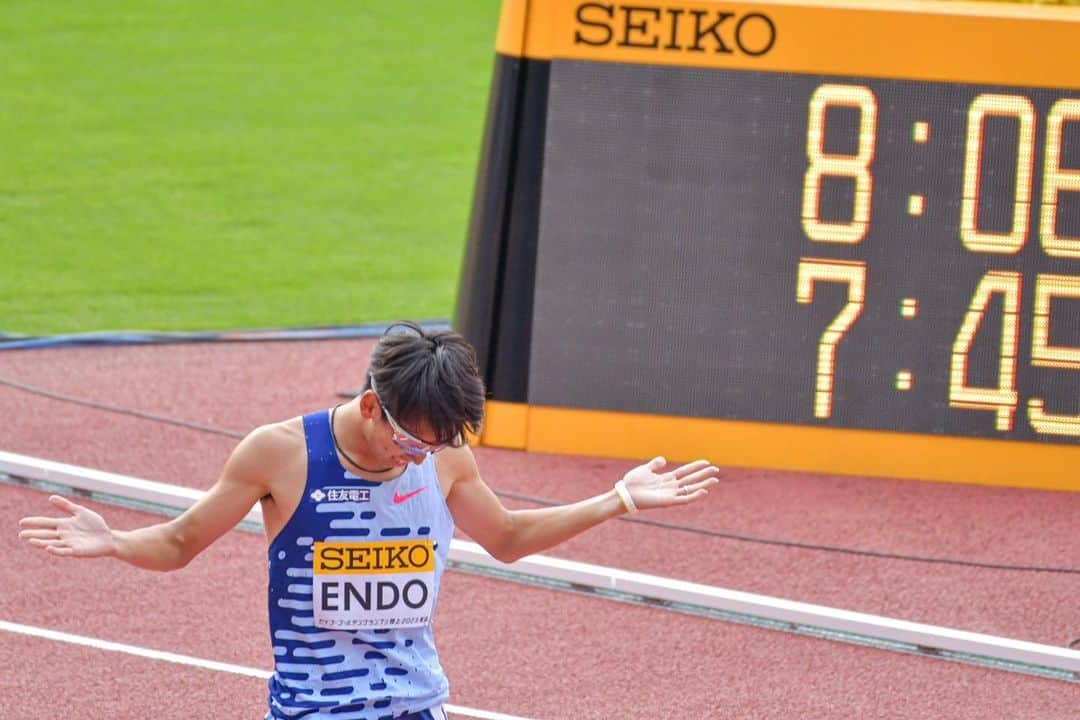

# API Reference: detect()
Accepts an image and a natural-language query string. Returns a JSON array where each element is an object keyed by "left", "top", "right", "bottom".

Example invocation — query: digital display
[
  {"left": 529, "top": 64, "right": 1079, "bottom": 444},
  {"left": 457, "top": 0, "right": 1080, "bottom": 486}
]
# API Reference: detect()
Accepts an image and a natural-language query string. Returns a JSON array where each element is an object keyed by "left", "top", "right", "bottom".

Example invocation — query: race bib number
[{"left": 313, "top": 540, "right": 435, "bottom": 629}]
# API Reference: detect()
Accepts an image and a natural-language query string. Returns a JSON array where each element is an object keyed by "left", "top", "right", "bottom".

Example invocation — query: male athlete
[{"left": 19, "top": 321, "right": 720, "bottom": 720}]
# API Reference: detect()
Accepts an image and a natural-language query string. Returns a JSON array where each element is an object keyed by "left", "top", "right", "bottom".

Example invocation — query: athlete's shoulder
[
  {"left": 247, "top": 415, "right": 305, "bottom": 450},
  {"left": 433, "top": 444, "right": 480, "bottom": 492},
  {"left": 227, "top": 415, "right": 307, "bottom": 476}
]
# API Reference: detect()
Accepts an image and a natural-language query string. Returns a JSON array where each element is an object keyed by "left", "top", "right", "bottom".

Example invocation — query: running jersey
[{"left": 265, "top": 409, "right": 453, "bottom": 720}]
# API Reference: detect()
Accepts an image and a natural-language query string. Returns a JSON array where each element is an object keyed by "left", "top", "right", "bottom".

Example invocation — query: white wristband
[{"left": 613, "top": 480, "right": 638, "bottom": 514}]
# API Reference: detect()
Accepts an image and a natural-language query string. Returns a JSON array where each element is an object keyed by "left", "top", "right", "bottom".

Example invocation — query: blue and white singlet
[{"left": 265, "top": 409, "right": 454, "bottom": 719}]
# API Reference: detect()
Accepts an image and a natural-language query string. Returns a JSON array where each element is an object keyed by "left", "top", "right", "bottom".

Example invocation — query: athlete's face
[
  {"left": 380, "top": 414, "right": 439, "bottom": 468},
  {"left": 368, "top": 376, "right": 457, "bottom": 467},
  {"left": 360, "top": 398, "right": 438, "bottom": 468}
]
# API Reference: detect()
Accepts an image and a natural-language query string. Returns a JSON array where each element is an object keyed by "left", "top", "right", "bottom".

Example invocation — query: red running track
[{"left": 1, "top": 340, "right": 1077, "bottom": 719}]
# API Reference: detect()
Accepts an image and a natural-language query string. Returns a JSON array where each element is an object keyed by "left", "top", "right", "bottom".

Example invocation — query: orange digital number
[
  {"left": 1040, "top": 99, "right": 1080, "bottom": 259},
  {"left": 949, "top": 271, "right": 1022, "bottom": 431},
  {"left": 801, "top": 84, "right": 877, "bottom": 244},
  {"left": 960, "top": 94, "right": 1036, "bottom": 254},
  {"left": 1028, "top": 274, "right": 1080, "bottom": 437},
  {"left": 796, "top": 259, "right": 867, "bottom": 418}
]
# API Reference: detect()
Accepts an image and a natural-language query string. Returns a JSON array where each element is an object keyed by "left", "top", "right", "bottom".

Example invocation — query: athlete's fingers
[
  {"left": 680, "top": 477, "right": 720, "bottom": 494},
  {"left": 646, "top": 456, "right": 667, "bottom": 472},
  {"left": 671, "top": 460, "right": 711, "bottom": 479},
  {"left": 676, "top": 467, "right": 720, "bottom": 487},
  {"left": 27, "top": 538, "right": 70, "bottom": 549},
  {"left": 18, "top": 516, "right": 61, "bottom": 529},
  {"left": 18, "top": 529, "right": 61, "bottom": 541},
  {"left": 673, "top": 487, "right": 709, "bottom": 503},
  {"left": 48, "top": 495, "right": 80, "bottom": 514}
]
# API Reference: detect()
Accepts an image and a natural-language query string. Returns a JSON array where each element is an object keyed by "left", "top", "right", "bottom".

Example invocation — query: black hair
[{"left": 365, "top": 321, "right": 486, "bottom": 445}]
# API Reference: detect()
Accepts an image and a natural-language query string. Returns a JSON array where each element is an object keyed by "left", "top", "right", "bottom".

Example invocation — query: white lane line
[
  {"left": 4, "top": 449, "right": 1079, "bottom": 675},
  {"left": 0, "top": 619, "right": 270, "bottom": 678},
  {"left": 445, "top": 708, "right": 535, "bottom": 720},
  {"left": 0, "top": 620, "right": 535, "bottom": 720}
]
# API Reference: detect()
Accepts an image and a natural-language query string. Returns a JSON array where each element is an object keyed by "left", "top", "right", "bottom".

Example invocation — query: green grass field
[
  {"left": 1, "top": 0, "right": 1074, "bottom": 335},
  {"left": 0, "top": 1, "right": 500, "bottom": 335}
]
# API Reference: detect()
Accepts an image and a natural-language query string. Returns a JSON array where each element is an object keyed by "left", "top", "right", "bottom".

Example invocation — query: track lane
[
  {"left": 1, "top": 341, "right": 1076, "bottom": 645},
  {"left": 2, "top": 341, "right": 1078, "bottom": 719},
  {"left": 3, "top": 483, "right": 1077, "bottom": 720}
]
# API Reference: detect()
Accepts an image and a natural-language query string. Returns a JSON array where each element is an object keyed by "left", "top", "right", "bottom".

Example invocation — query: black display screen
[{"left": 526, "top": 61, "right": 1080, "bottom": 444}]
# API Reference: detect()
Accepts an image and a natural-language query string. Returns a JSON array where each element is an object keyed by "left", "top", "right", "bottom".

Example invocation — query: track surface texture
[{"left": 2, "top": 340, "right": 1077, "bottom": 719}]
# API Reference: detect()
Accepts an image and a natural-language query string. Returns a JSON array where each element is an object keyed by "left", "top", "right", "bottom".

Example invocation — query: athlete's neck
[{"left": 330, "top": 403, "right": 402, "bottom": 479}]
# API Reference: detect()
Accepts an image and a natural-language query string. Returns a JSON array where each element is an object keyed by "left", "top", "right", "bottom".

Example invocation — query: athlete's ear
[{"left": 358, "top": 390, "right": 381, "bottom": 420}]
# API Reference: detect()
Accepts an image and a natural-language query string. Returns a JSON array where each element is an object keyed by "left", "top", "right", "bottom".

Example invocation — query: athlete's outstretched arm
[
  {"left": 441, "top": 449, "right": 720, "bottom": 564},
  {"left": 17, "top": 423, "right": 287, "bottom": 571}
]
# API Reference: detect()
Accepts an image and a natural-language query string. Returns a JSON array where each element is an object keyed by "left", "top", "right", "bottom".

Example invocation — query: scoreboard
[{"left": 456, "top": 0, "right": 1079, "bottom": 490}]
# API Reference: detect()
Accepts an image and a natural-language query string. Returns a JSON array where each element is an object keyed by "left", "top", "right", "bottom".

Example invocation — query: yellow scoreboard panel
[{"left": 457, "top": 0, "right": 1080, "bottom": 490}]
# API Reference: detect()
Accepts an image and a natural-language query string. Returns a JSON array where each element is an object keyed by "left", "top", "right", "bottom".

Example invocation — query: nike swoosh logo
[{"left": 392, "top": 486, "right": 428, "bottom": 505}]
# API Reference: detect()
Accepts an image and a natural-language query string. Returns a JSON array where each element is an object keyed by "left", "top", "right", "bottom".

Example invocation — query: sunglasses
[{"left": 369, "top": 375, "right": 459, "bottom": 456}]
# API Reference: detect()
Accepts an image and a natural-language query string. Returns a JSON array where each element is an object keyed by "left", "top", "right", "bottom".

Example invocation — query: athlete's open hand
[
  {"left": 18, "top": 495, "right": 116, "bottom": 558},
  {"left": 620, "top": 457, "right": 720, "bottom": 511}
]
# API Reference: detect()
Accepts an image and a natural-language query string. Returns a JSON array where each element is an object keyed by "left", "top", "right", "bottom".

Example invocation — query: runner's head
[{"left": 364, "top": 321, "right": 485, "bottom": 455}]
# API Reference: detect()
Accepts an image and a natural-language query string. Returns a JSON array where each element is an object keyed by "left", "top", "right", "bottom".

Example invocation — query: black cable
[
  {"left": 0, "top": 377, "right": 244, "bottom": 439},
  {"left": 2, "top": 374, "right": 1078, "bottom": 576}
]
